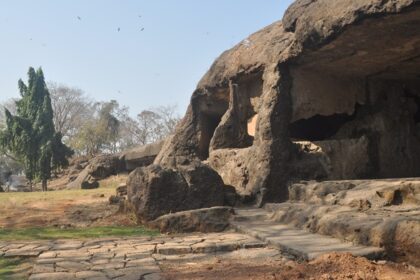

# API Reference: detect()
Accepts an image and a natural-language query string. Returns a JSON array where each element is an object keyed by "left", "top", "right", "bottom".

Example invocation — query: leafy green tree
[{"left": 0, "top": 67, "right": 73, "bottom": 191}]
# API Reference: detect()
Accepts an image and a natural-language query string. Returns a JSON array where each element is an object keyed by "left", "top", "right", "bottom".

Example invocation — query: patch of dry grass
[
  {"left": 0, "top": 174, "right": 132, "bottom": 229},
  {"left": 0, "top": 226, "right": 158, "bottom": 241},
  {"left": 0, "top": 174, "right": 127, "bottom": 208}
]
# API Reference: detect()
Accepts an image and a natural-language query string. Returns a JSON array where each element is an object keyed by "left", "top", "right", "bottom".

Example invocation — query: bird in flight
[
  {"left": 140, "top": 27, "right": 145, "bottom": 31},
  {"left": 138, "top": 15, "right": 142, "bottom": 18},
  {"left": 77, "top": 16, "right": 81, "bottom": 20},
  {"left": 118, "top": 27, "right": 121, "bottom": 32}
]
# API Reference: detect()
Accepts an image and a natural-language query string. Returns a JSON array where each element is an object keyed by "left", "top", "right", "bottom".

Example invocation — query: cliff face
[{"left": 130, "top": 0, "right": 420, "bottom": 219}]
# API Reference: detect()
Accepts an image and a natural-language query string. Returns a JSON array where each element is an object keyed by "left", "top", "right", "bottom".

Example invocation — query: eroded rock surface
[
  {"left": 86, "top": 154, "right": 125, "bottom": 180},
  {"left": 120, "top": 141, "right": 164, "bottom": 171},
  {"left": 127, "top": 164, "right": 224, "bottom": 222},
  {"left": 67, "top": 154, "right": 124, "bottom": 189},
  {"left": 266, "top": 179, "right": 420, "bottom": 266},
  {"left": 150, "top": 0, "right": 420, "bottom": 205},
  {"left": 149, "top": 206, "right": 233, "bottom": 233},
  {"left": 66, "top": 141, "right": 162, "bottom": 189}
]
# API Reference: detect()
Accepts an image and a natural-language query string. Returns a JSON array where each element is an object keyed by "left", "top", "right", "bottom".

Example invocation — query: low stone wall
[{"left": 266, "top": 179, "right": 420, "bottom": 266}]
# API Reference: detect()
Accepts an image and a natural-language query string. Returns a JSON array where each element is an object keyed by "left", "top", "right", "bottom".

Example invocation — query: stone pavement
[
  {"left": 232, "top": 208, "right": 385, "bottom": 261},
  {"left": 0, "top": 232, "right": 267, "bottom": 280},
  {"left": 0, "top": 208, "right": 391, "bottom": 279}
]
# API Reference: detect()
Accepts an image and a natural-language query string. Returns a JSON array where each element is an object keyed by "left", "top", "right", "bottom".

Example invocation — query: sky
[{"left": 0, "top": 0, "right": 294, "bottom": 116}]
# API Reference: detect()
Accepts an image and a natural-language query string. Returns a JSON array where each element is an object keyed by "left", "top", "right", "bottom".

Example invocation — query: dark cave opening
[
  {"left": 289, "top": 112, "right": 356, "bottom": 142},
  {"left": 404, "top": 88, "right": 420, "bottom": 124},
  {"left": 198, "top": 113, "right": 223, "bottom": 160}
]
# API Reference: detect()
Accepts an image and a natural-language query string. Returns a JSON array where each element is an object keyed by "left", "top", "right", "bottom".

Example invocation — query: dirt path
[{"left": 162, "top": 253, "right": 420, "bottom": 280}]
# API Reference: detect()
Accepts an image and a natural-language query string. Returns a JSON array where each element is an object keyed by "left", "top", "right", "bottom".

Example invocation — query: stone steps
[{"left": 231, "top": 208, "right": 385, "bottom": 261}]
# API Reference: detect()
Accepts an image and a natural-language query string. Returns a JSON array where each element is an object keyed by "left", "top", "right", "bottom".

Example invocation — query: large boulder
[
  {"left": 127, "top": 163, "right": 225, "bottom": 222},
  {"left": 67, "top": 154, "right": 125, "bottom": 189},
  {"left": 80, "top": 175, "right": 99, "bottom": 189},
  {"left": 87, "top": 154, "right": 125, "bottom": 180},
  {"left": 120, "top": 141, "right": 164, "bottom": 171},
  {"left": 66, "top": 167, "right": 90, "bottom": 189},
  {"left": 66, "top": 156, "right": 90, "bottom": 182},
  {"left": 66, "top": 142, "right": 163, "bottom": 190}
]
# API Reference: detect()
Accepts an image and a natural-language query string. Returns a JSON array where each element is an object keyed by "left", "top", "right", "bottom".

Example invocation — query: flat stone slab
[{"left": 232, "top": 208, "right": 385, "bottom": 260}]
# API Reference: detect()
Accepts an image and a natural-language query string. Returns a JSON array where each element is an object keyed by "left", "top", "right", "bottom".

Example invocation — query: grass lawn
[{"left": 0, "top": 226, "right": 159, "bottom": 241}]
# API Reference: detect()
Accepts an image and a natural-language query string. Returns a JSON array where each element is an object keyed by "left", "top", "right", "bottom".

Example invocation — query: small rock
[
  {"left": 116, "top": 184, "right": 127, "bottom": 196},
  {"left": 109, "top": 195, "right": 124, "bottom": 205}
]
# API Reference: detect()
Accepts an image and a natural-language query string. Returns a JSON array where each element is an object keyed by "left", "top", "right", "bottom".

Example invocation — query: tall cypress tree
[{"left": 0, "top": 67, "right": 73, "bottom": 191}]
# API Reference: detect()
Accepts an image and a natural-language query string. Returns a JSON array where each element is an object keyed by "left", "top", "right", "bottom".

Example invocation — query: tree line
[{"left": 0, "top": 67, "right": 181, "bottom": 189}]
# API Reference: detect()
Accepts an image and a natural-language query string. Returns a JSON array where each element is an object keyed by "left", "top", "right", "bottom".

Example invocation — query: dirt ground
[
  {"left": 0, "top": 175, "right": 136, "bottom": 229},
  {"left": 162, "top": 253, "right": 420, "bottom": 280}
]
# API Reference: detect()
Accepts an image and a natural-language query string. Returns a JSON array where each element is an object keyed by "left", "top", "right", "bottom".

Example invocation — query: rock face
[
  {"left": 120, "top": 141, "right": 164, "bottom": 171},
  {"left": 149, "top": 206, "right": 233, "bottom": 233},
  {"left": 87, "top": 154, "right": 125, "bottom": 180},
  {"left": 66, "top": 142, "right": 164, "bottom": 190},
  {"left": 127, "top": 163, "right": 225, "bottom": 222},
  {"left": 67, "top": 154, "right": 124, "bottom": 189},
  {"left": 152, "top": 0, "right": 420, "bottom": 204}
]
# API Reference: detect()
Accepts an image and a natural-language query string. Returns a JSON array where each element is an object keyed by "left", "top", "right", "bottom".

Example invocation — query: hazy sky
[{"left": 0, "top": 1, "right": 294, "bottom": 116}]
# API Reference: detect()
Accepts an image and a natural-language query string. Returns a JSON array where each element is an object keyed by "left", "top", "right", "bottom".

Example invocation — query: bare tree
[
  {"left": 133, "top": 105, "right": 181, "bottom": 145},
  {"left": 154, "top": 105, "right": 180, "bottom": 138},
  {"left": 136, "top": 110, "right": 162, "bottom": 145},
  {"left": 48, "top": 82, "right": 93, "bottom": 140}
]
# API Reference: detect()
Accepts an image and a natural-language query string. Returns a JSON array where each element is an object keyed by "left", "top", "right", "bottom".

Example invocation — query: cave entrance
[
  {"left": 198, "top": 113, "right": 223, "bottom": 160},
  {"left": 404, "top": 87, "right": 420, "bottom": 124},
  {"left": 289, "top": 112, "right": 355, "bottom": 141},
  {"left": 197, "top": 88, "right": 229, "bottom": 160},
  {"left": 287, "top": 6, "right": 420, "bottom": 180},
  {"left": 200, "top": 71, "right": 264, "bottom": 157}
]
